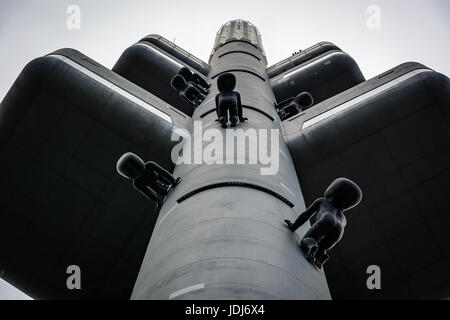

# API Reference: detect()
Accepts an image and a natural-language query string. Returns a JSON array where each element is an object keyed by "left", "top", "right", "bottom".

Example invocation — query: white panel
[
  {"left": 49, "top": 54, "right": 173, "bottom": 124},
  {"left": 302, "top": 69, "right": 431, "bottom": 129}
]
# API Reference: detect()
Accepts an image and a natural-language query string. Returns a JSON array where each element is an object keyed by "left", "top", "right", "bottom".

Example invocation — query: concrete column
[{"left": 131, "top": 20, "right": 331, "bottom": 300}]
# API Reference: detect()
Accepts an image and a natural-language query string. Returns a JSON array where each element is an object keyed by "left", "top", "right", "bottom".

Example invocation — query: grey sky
[{"left": 0, "top": 0, "right": 449, "bottom": 299}]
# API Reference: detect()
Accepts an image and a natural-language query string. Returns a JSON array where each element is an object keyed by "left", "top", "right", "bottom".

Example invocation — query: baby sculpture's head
[
  {"left": 217, "top": 73, "right": 236, "bottom": 92},
  {"left": 171, "top": 75, "right": 188, "bottom": 91},
  {"left": 324, "top": 178, "right": 362, "bottom": 211},
  {"left": 116, "top": 152, "right": 146, "bottom": 180},
  {"left": 294, "top": 92, "right": 314, "bottom": 110},
  {"left": 178, "top": 67, "right": 193, "bottom": 81}
]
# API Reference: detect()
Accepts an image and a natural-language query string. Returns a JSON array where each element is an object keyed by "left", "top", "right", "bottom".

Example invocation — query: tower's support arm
[
  {"left": 270, "top": 50, "right": 365, "bottom": 107},
  {"left": 267, "top": 42, "right": 340, "bottom": 79},
  {"left": 113, "top": 36, "right": 210, "bottom": 117},
  {"left": 284, "top": 62, "right": 450, "bottom": 299},
  {"left": 141, "top": 34, "right": 210, "bottom": 76},
  {"left": 0, "top": 49, "right": 186, "bottom": 299}
]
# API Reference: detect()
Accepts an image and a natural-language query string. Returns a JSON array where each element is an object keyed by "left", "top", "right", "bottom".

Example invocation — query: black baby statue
[
  {"left": 284, "top": 178, "right": 362, "bottom": 269},
  {"left": 171, "top": 75, "right": 206, "bottom": 107},
  {"left": 276, "top": 92, "right": 314, "bottom": 121},
  {"left": 178, "top": 67, "right": 210, "bottom": 94},
  {"left": 116, "top": 152, "right": 181, "bottom": 210},
  {"left": 215, "top": 73, "right": 247, "bottom": 128}
]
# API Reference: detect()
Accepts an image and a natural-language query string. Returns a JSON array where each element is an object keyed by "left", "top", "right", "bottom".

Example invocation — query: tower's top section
[{"left": 209, "top": 20, "right": 266, "bottom": 63}]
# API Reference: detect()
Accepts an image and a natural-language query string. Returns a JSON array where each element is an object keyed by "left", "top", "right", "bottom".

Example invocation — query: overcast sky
[{"left": 0, "top": 0, "right": 449, "bottom": 300}]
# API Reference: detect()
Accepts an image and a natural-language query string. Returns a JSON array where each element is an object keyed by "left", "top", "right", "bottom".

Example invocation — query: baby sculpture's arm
[
  {"left": 285, "top": 198, "right": 323, "bottom": 231},
  {"left": 215, "top": 94, "right": 220, "bottom": 113},
  {"left": 237, "top": 93, "right": 247, "bottom": 122}
]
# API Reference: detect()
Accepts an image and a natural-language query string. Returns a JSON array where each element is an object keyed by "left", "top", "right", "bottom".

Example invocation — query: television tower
[{"left": 131, "top": 20, "right": 331, "bottom": 300}]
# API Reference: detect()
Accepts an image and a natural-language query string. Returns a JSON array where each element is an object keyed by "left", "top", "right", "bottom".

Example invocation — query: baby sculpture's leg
[
  {"left": 314, "top": 247, "right": 329, "bottom": 269},
  {"left": 314, "top": 226, "right": 343, "bottom": 268},
  {"left": 300, "top": 236, "right": 319, "bottom": 264},
  {"left": 134, "top": 181, "right": 164, "bottom": 209},
  {"left": 216, "top": 103, "right": 229, "bottom": 128},
  {"left": 229, "top": 103, "right": 239, "bottom": 127},
  {"left": 148, "top": 187, "right": 164, "bottom": 210},
  {"left": 150, "top": 179, "right": 169, "bottom": 195},
  {"left": 300, "top": 223, "right": 324, "bottom": 263},
  {"left": 301, "top": 215, "right": 336, "bottom": 265}
]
